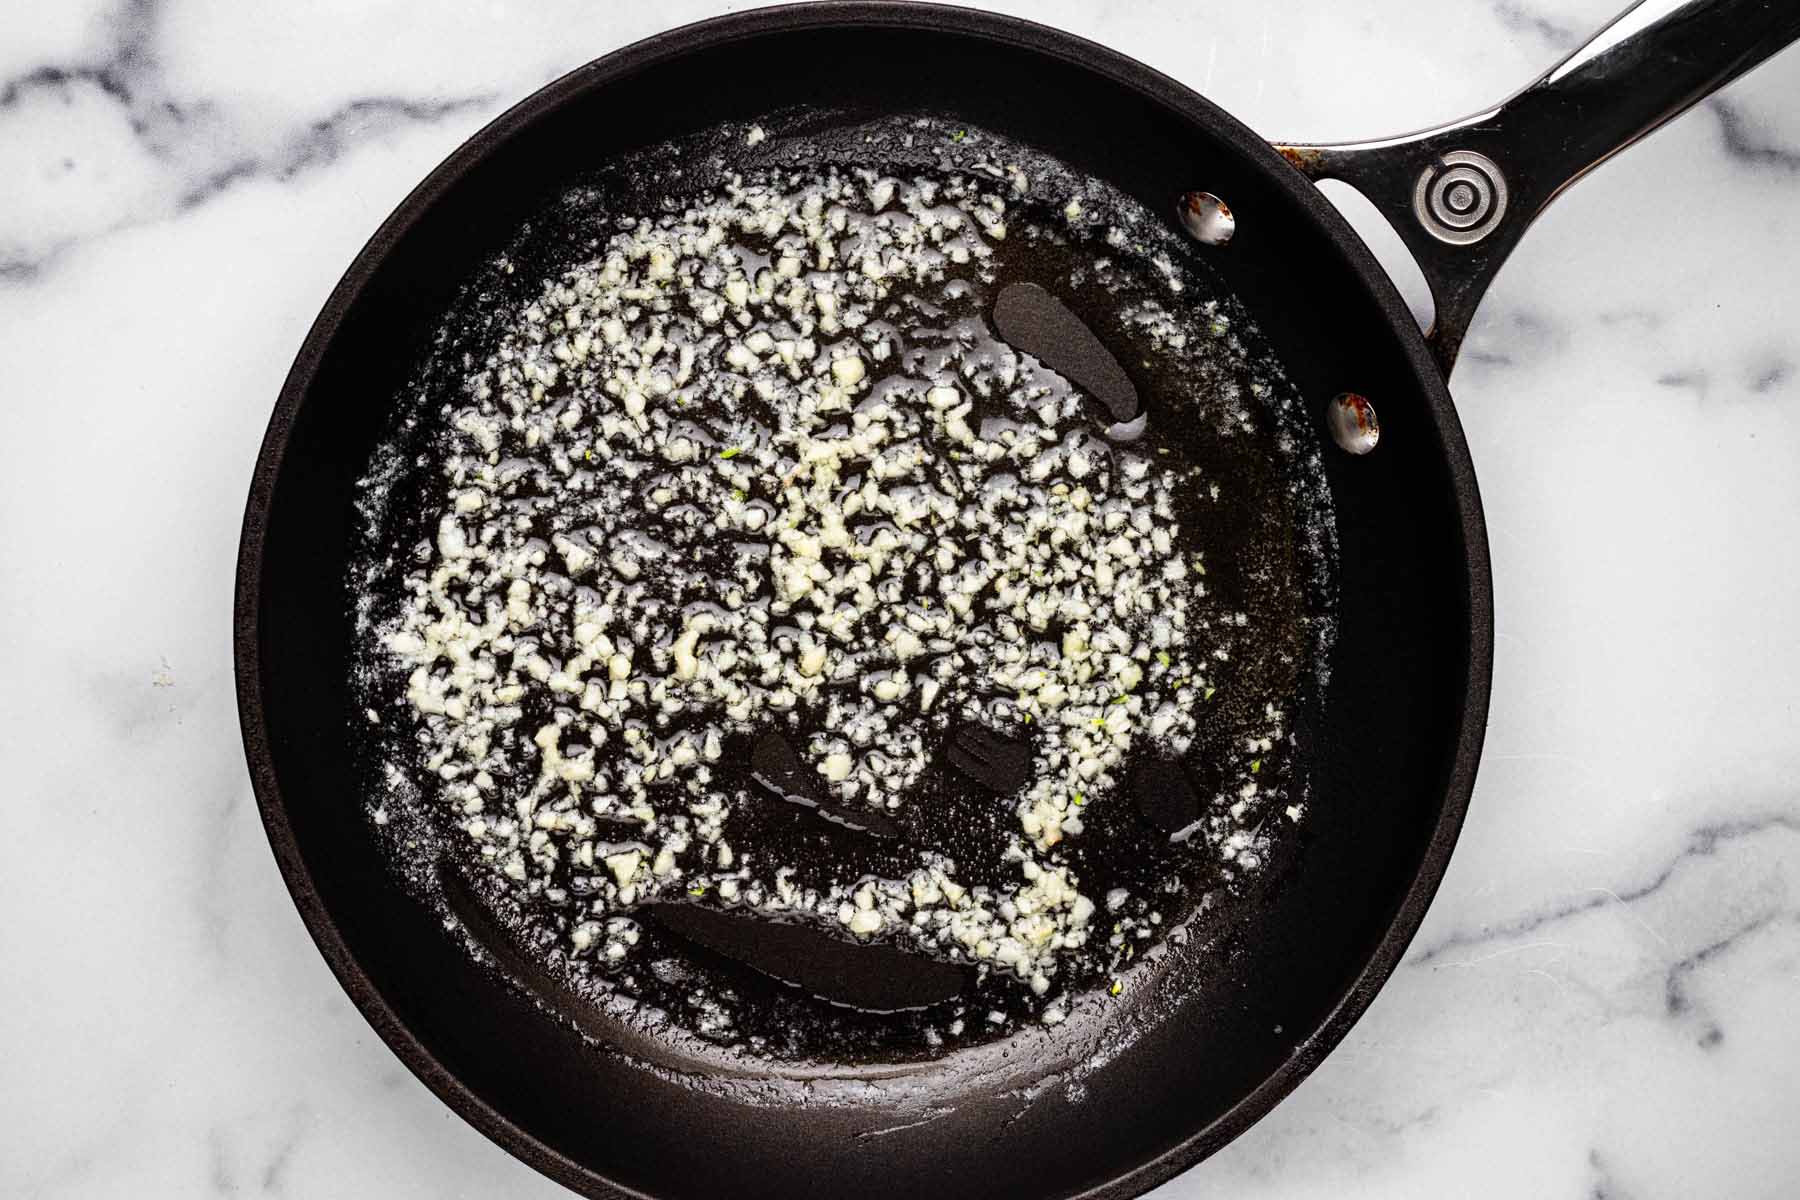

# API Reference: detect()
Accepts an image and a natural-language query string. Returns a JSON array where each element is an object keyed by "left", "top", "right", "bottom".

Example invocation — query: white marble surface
[{"left": 3, "top": 1, "right": 1798, "bottom": 1196}]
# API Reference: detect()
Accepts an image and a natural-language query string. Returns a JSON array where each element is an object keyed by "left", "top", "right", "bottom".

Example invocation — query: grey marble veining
[
  {"left": 0, "top": 0, "right": 500, "bottom": 280},
  {"left": 2, "top": 2, "right": 1798, "bottom": 1197}
]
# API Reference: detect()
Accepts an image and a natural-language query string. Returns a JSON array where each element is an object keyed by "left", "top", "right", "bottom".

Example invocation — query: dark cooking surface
[
  {"left": 352, "top": 122, "right": 1337, "bottom": 1063},
  {"left": 238, "top": 7, "right": 1487, "bottom": 1199}
]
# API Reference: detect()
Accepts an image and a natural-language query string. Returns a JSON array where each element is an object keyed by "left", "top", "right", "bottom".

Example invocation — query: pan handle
[{"left": 1273, "top": 0, "right": 1800, "bottom": 378}]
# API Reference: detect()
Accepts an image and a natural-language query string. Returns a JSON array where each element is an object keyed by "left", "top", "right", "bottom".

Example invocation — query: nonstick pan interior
[{"left": 237, "top": 7, "right": 1489, "bottom": 1198}]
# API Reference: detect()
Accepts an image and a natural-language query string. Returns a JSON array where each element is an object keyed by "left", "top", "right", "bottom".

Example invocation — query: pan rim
[{"left": 233, "top": 4, "right": 1493, "bottom": 1198}]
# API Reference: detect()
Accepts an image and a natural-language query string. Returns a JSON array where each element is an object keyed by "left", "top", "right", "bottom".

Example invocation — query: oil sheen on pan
[{"left": 347, "top": 112, "right": 1338, "bottom": 1070}]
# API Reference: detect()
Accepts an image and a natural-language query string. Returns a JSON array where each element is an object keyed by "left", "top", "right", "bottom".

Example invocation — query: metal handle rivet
[
  {"left": 1327, "top": 392, "right": 1380, "bottom": 454},
  {"left": 1176, "top": 191, "right": 1236, "bottom": 246}
]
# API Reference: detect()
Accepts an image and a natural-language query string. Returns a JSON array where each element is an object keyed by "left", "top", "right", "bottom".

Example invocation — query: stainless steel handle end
[{"left": 1275, "top": 0, "right": 1800, "bottom": 378}]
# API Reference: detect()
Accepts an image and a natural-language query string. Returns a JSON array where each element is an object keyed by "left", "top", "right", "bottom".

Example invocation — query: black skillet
[{"left": 235, "top": 2, "right": 1800, "bottom": 1196}]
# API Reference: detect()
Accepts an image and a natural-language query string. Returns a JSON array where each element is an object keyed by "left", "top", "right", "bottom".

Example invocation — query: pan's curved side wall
[{"left": 236, "top": 7, "right": 1490, "bottom": 1199}]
